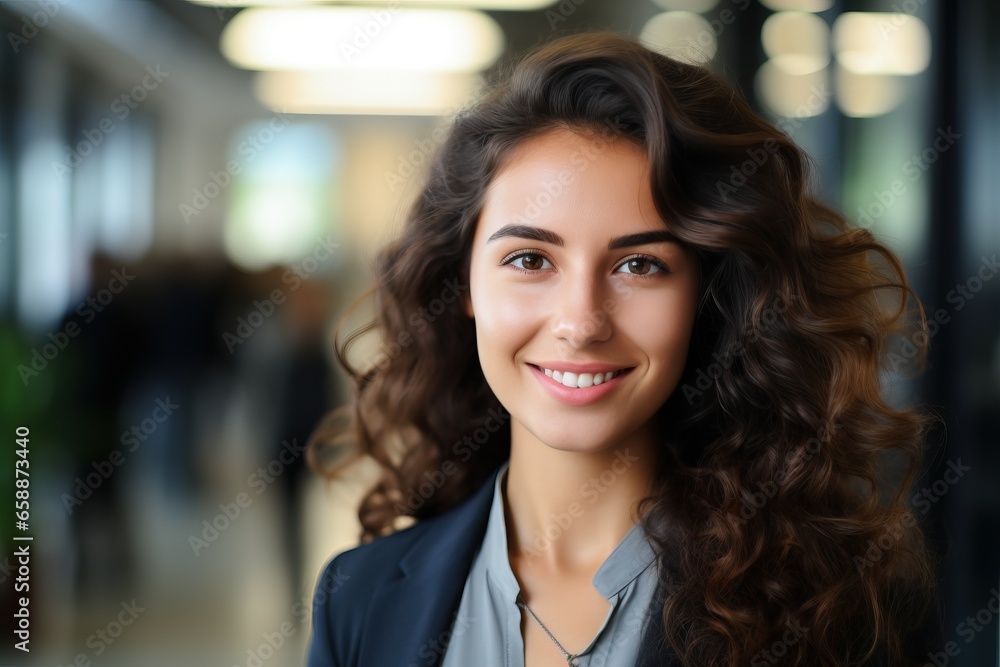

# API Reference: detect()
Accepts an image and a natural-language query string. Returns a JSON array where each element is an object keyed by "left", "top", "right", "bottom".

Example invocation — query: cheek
[
  {"left": 473, "top": 278, "right": 540, "bottom": 329},
  {"left": 619, "top": 288, "right": 698, "bottom": 359},
  {"left": 470, "top": 280, "right": 539, "bottom": 356}
]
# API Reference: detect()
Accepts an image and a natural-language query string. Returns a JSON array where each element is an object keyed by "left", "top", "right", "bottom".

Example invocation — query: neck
[{"left": 502, "top": 421, "right": 660, "bottom": 573}]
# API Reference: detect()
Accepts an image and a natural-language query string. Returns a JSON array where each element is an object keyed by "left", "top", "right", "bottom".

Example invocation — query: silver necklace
[{"left": 516, "top": 592, "right": 580, "bottom": 666}]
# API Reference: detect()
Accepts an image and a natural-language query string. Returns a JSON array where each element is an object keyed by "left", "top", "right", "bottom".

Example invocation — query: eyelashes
[{"left": 498, "top": 249, "right": 670, "bottom": 280}]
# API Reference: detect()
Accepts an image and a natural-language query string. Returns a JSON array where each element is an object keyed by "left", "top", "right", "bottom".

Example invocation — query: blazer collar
[
  {"left": 360, "top": 465, "right": 501, "bottom": 666},
  {"left": 358, "top": 461, "right": 676, "bottom": 666}
]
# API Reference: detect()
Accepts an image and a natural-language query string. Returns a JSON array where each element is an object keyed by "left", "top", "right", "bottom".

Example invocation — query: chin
[{"left": 531, "top": 428, "right": 618, "bottom": 454}]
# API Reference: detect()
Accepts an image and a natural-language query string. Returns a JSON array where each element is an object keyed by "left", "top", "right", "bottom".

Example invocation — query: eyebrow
[{"left": 485, "top": 224, "right": 683, "bottom": 250}]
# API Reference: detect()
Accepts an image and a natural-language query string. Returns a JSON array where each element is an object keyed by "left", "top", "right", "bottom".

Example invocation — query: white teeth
[{"left": 541, "top": 367, "right": 625, "bottom": 388}]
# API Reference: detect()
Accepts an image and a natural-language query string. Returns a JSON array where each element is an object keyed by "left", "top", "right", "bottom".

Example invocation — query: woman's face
[{"left": 463, "top": 127, "right": 701, "bottom": 454}]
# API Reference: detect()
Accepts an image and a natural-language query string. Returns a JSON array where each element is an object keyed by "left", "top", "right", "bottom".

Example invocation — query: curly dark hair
[{"left": 307, "top": 30, "right": 941, "bottom": 666}]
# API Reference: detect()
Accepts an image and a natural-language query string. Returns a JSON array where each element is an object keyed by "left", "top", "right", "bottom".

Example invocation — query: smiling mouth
[{"left": 528, "top": 364, "right": 634, "bottom": 388}]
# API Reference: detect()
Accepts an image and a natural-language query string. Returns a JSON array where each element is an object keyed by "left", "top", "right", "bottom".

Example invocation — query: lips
[{"left": 527, "top": 363, "right": 633, "bottom": 406}]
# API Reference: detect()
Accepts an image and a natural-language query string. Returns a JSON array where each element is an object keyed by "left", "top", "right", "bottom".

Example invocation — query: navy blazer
[{"left": 305, "top": 461, "right": 677, "bottom": 667}]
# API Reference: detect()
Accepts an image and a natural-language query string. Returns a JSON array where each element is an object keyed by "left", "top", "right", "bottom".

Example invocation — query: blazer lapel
[{"left": 359, "top": 467, "right": 500, "bottom": 667}]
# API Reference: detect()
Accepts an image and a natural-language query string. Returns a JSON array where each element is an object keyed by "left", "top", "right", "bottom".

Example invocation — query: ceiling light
[
  {"left": 253, "top": 70, "right": 484, "bottom": 115},
  {"left": 189, "top": 0, "right": 555, "bottom": 9},
  {"left": 220, "top": 6, "right": 505, "bottom": 72},
  {"left": 640, "top": 11, "right": 718, "bottom": 65},
  {"left": 759, "top": 0, "right": 833, "bottom": 12},
  {"left": 761, "top": 11, "right": 830, "bottom": 75},
  {"left": 834, "top": 64, "right": 905, "bottom": 117},
  {"left": 833, "top": 12, "right": 931, "bottom": 75},
  {"left": 755, "top": 60, "right": 830, "bottom": 118}
]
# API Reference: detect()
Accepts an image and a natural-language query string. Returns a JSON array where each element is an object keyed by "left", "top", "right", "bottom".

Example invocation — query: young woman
[{"left": 304, "top": 30, "right": 942, "bottom": 667}]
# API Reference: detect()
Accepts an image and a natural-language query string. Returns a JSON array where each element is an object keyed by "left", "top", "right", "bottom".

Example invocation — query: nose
[{"left": 550, "top": 273, "right": 613, "bottom": 347}]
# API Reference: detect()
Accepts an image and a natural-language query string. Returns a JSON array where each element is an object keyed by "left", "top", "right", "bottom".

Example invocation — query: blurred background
[{"left": 0, "top": 0, "right": 996, "bottom": 665}]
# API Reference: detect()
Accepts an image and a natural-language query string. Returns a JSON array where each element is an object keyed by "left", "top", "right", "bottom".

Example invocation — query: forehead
[
  {"left": 476, "top": 127, "right": 661, "bottom": 236},
  {"left": 492, "top": 126, "right": 646, "bottom": 184}
]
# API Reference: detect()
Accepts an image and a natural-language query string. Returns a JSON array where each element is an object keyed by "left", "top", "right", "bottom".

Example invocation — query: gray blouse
[{"left": 441, "top": 460, "right": 662, "bottom": 666}]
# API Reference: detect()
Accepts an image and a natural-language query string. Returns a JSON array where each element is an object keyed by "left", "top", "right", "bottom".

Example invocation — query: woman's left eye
[{"left": 615, "top": 256, "right": 669, "bottom": 276}]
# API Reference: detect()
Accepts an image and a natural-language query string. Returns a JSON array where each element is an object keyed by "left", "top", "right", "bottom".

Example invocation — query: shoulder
[
  {"left": 314, "top": 515, "right": 441, "bottom": 603},
  {"left": 305, "top": 517, "right": 444, "bottom": 667},
  {"left": 305, "top": 467, "right": 503, "bottom": 667},
  {"left": 314, "top": 480, "right": 497, "bottom": 610}
]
